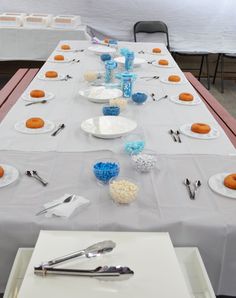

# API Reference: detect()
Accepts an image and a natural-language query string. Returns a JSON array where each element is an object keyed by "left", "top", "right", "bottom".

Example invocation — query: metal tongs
[{"left": 34, "top": 240, "right": 134, "bottom": 279}]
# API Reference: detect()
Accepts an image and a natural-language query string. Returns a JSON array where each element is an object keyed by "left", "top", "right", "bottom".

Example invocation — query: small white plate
[
  {"left": 37, "top": 74, "right": 66, "bottom": 81},
  {"left": 0, "top": 164, "right": 19, "bottom": 188},
  {"left": 160, "top": 77, "right": 188, "bottom": 85},
  {"left": 180, "top": 123, "right": 220, "bottom": 139},
  {"left": 170, "top": 95, "right": 201, "bottom": 106},
  {"left": 208, "top": 172, "right": 236, "bottom": 199},
  {"left": 114, "top": 56, "right": 146, "bottom": 66},
  {"left": 57, "top": 48, "right": 76, "bottom": 52},
  {"left": 79, "top": 87, "right": 122, "bottom": 103},
  {"left": 88, "top": 45, "right": 116, "bottom": 55},
  {"left": 48, "top": 57, "right": 72, "bottom": 63},
  {"left": 152, "top": 61, "right": 175, "bottom": 68},
  {"left": 81, "top": 116, "right": 137, "bottom": 138},
  {"left": 21, "top": 92, "right": 54, "bottom": 102},
  {"left": 15, "top": 120, "right": 55, "bottom": 134}
]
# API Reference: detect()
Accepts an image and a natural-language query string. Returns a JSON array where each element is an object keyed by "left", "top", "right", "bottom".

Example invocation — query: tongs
[{"left": 34, "top": 240, "right": 134, "bottom": 279}]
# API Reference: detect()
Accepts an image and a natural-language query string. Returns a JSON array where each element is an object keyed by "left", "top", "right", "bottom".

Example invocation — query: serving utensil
[
  {"left": 40, "top": 240, "right": 116, "bottom": 268},
  {"left": 36, "top": 194, "right": 75, "bottom": 216},
  {"left": 169, "top": 129, "right": 177, "bottom": 142},
  {"left": 34, "top": 265, "right": 134, "bottom": 279},
  {"left": 184, "top": 178, "right": 194, "bottom": 199},
  {"left": 25, "top": 100, "right": 48, "bottom": 106},
  {"left": 25, "top": 170, "right": 48, "bottom": 186},
  {"left": 51, "top": 124, "right": 65, "bottom": 136}
]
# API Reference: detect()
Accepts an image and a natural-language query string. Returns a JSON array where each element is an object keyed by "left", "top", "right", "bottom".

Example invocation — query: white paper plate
[
  {"left": 37, "top": 74, "right": 66, "bottom": 81},
  {"left": 114, "top": 56, "right": 146, "bottom": 66},
  {"left": 208, "top": 172, "right": 236, "bottom": 199},
  {"left": 160, "top": 77, "right": 188, "bottom": 85},
  {"left": 152, "top": 61, "right": 175, "bottom": 68},
  {"left": 88, "top": 45, "right": 116, "bottom": 54},
  {"left": 180, "top": 123, "right": 220, "bottom": 139},
  {"left": 15, "top": 120, "right": 55, "bottom": 134},
  {"left": 79, "top": 87, "right": 122, "bottom": 103},
  {"left": 57, "top": 48, "right": 76, "bottom": 52},
  {"left": 170, "top": 95, "right": 201, "bottom": 106},
  {"left": 0, "top": 164, "right": 19, "bottom": 188},
  {"left": 48, "top": 57, "right": 72, "bottom": 63},
  {"left": 81, "top": 116, "right": 137, "bottom": 138},
  {"left": 21, "top": 92, "right": 54, "bottom": 102}
]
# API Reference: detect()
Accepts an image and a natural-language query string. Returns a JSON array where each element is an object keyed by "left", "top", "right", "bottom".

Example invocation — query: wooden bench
[
  {"left": 0, "top": 68, "right": 39, "bottom": 122},
  {"left": 185, "top": 72, "right": 236, "bottom": 148}
]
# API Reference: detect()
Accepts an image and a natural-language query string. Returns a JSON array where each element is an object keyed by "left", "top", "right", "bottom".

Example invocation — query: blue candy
[
  {"left": 103, "top": 106, "right": 120, "bottom": 116},
  {"left": 132, "top": 92, "right": 148, "bottom": 104},
  {"left": 124, "top": 141, "right": 145, "bottom": 155},
  {"left": 101, "top": 54, "right": 112, "bottom": 62},
  {"left": 93, "top": 161, "right": 120, "bottom": 183}
]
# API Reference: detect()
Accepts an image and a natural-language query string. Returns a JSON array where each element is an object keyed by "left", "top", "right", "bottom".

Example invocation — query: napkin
[{"left": 44, "top": 194, "right": 89, "bottom": 218}]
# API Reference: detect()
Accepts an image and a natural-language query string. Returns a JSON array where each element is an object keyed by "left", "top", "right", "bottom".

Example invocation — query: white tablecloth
[
  {"left": 1, "top": 0, "right": 236, "bottom": 53},
  {"left": 0, "top": 41, "right": 236, "bottom": 296},
  {"left": 0, "top": 26, "right": 89, "bottom": 61}
]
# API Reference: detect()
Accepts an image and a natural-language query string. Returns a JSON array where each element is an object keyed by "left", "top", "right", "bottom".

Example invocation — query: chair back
[{"left": 133, "top": 21, "right": 170, "bottom": 50}]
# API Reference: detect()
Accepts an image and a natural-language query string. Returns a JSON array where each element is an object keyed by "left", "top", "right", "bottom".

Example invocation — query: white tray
[{"left": 4, "top": 247, "right": 215, "bottom": 298}]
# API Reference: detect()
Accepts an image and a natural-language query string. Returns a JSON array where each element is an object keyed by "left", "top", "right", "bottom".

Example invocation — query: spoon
[
  {"left": 176, "top": 130, "right": 182, "bottom": 143},
  {"left": 184, "top": 178, "right": 194, "bottom": 200},
  {"left": 36, "top": 194, "right": 75, "bottom": 216},
  {"left": 192, "top": 180, "right": 201, "bottom": 199},
  {"left": 25, "top": 100, "right": 47, "bottom": 106},
  {"left": 169, "top": 129, "right": 177, "bottom": 142},
  {"left": 25, "top": 170, "right": 48, "bottom": 186},
  {"left": 156, "top": 95, "right": 168, "bottom": 102}
]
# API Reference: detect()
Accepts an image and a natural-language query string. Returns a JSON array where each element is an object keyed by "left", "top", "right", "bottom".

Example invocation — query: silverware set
[
  {"left": 74, "top": 49, "right": 84, "bottom": 52},
  {"left": 36, "top": 194, "right": 75, "bottom": 216},
  {"left": 140, "top": 76, "right": 159, "bottom": 81},
  {"left": 51, "top": 123, "right": 65, "bottom": 136},
  {"left": 147, "top": 60, "right": 155, "bottom": 64},
  {"left": 34, "top": 240, "right": 134, "bottom": 279},
  {"left": 61, "top": 74, "right": 73, "bottom": 81},
  {"left": 169, "top": 129, "right": 182, "bottom": 143},
  {"left": 25, "top": 170, "right": 48, "bottom": 186},
  {"left": 71, "top": 59, "right": 80, "bottom": 63},
  {"left": 183, "top": 178, "right": 201, "bottom": 200},
  {"left": 138, "top": 50, "right": 145, "bottom": 54}
]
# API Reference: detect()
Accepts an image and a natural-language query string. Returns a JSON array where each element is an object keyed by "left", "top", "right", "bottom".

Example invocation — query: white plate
[
  {"left": 0, "top": 164, "right": 19, "bottom": 188},
  {"left": 21, "top": 92, "right": 54, "bottom": 102},
  {"left": 152, "top": 61, "right": 175, "bottom": 68},
  {"left": 81, "top": 116, "right": 137, "bottom": 138},
  {"left": 57, "top": 48, "right": 76, "bottom": 52},
  {"left": 170, "top": 95, "right": 201, "bottom": 106},
  {"left": 160, "top": 77, "right": 188, "bottom": 85},
  {"left": 79, "top": 87, "right": 122, "bottom": 103},
  {"left": 88, "top": 45, "right": 116, "bottom": 54},
  {"left": 15, "top": 120, "right": 55, "bottom": 134},
  {"left": 48, "top": 57, "right": 72, "bottom": 63},
  {"left": 180, "top": 123, "right": 220, "bottom": 139},
  {"left": 37, "top": 74, "right": 66, "bottom": 81},
  {"left": 208, "top": 172, "right": 236, "bottom": 199},
  {"left": 114, "top": 56, "right": 146, "bottom": 66}
]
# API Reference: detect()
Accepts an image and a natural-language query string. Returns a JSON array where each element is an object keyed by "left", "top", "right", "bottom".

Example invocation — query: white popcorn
[{"left": 109, "top": 179, "right": 139, "bottom": 204}]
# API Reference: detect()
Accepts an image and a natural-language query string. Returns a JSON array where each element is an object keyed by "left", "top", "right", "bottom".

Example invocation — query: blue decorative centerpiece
[
  {"left": 125, "top": 51, "right": 134, "bottom": 71},
  {"left": 109, "top": 39, "right": 118, "bottom": 48},
  {"left": 101, "top": 54, "right": 112, "bottom": 62},
  {"left": 103, "top": 106, "right": 120, "bottom": 116},
  {"left": 93, "top": 159, "right": 120, "bottom": 184},
  {"left": 116, "top": 72, "right": 136, "bottom": 98},
  {"left": 124, "top": 133, "right": 145, "bottom": 155},
  {"left": 105, "top": 60, "right": 117, "bottom": 84},
  {"left": 132, "top": 92, "right": 148, "bottom": 104}
]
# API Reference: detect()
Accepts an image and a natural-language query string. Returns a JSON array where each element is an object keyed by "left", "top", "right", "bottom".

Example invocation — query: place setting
[
  {"left": 14, "top": 117, "right": 55, "bottom": 134},
  {"left": 160, "top": 74, "right": 188, "bottom": 85},
  {"left": 0, "top": 164, "right": 19, "bottom": 188},
  {"left": 56, "top": 43, "right": 85, "bottom": 53},
  {"left": 21, "top": 89, "right": 54, "bottom": 106},
  {"left": 208, "top": 172, "right": 236, "bottom": 199},
  {"left": 151, "top": 58, "right": 175, "bottom": 68},
  {"left": 169, "top": 92, "right": 202, "bottom": 106},
  {"left": 38, "top": 71, "right": 72, "bottom": 81},
  {"left": 179, "top": 122, "right": 220, "bottom": 140},
  {"left": 48, "top": 54, "right": 74, "bottom": 63}
]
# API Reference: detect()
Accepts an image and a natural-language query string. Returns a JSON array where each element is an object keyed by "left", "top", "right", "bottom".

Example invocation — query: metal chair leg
[
  {"left": 198, "top": 55, "right": 204, "bottom": 81},
  {"left": 205, "top": 54, "right": 210, "bottom": 90},
  {"left": 220, "top": 54, "right": 224, "bottom": 93},
  {"left": 213, "top": 53, "right": 220, "bottom": 84}
]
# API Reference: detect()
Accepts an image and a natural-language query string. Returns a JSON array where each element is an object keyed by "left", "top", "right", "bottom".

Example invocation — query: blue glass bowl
[
  {"left": 93, "top": 159, "right": 120, "bottom": 184},
  {"left": 103, "top": 106, "right": 120, "bottom": 116},
  {"left": 124, "top": 133, "right": 145, "bottom": 155},
  {"left": 100, "top": 54, "right": 112, "bottom": 62},
  {"left": 132, "top": 92, "right": 148, "bottom": 104}
]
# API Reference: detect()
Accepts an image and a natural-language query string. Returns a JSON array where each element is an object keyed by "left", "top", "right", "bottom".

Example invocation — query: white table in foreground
[
  {"left": 0, "top": 25, "right": 90, "bottom": 61},
  {"left": 4, "top": 231, "right": 215, "bottom": 298}
]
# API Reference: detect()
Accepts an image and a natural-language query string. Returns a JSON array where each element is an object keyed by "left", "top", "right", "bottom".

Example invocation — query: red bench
[
  {"left": 0, "top": 68, "right": 39, "bottom": 122},
  {"left": 185, "top": 72, "right": 236, "bottom": 148}
]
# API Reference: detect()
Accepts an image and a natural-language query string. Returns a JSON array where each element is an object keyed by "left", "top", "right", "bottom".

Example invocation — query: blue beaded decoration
[
  {"left": 93, "top": 161, "right": 120, "bottom": 184},
  {"left": 124, "top": 141, "right": 145, "bottom": 155},
  {"left": 103, "top": 106, "right": 120, "bottom": 116},
  {"left": 105, "top": 60, "right": 117, "bottom": 83},
  {"left": 132, "top": 92, "right": 148, "bottom": 104}
]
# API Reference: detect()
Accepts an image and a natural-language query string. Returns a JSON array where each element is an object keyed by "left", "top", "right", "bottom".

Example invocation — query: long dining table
[{"left": 0, "top": 41, "right": 236, "bottom": 296}]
